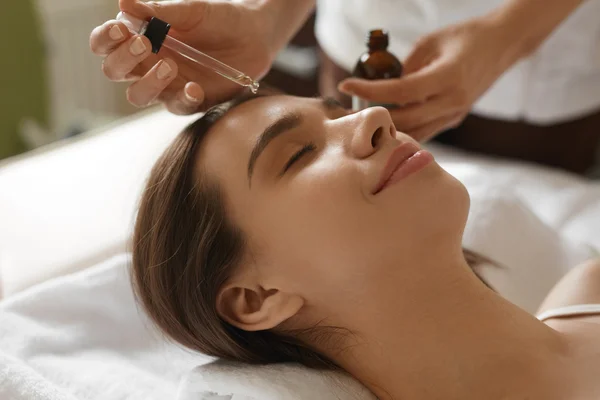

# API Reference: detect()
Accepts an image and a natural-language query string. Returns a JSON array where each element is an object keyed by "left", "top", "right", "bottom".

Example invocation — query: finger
[
  {"left": 164, "top": 82, "right": 205, "bottom": 115},
  {"left": 389, "top": 95, "right": 460, "bottom": 132},
  {"left": 101, "top": 35, "right": 152, "bottom": 81},
  {"left": 90, "top": 20, "right": 130, "bottom": 56},
  {"left": 338, "top": 62, "right": 454, "bottom": 105},
  {"left": 408, "top": 113, "right": 464, "bottom": 143},
  {"left": 126, "top": 59, "right": 178, "bottom": 107}
]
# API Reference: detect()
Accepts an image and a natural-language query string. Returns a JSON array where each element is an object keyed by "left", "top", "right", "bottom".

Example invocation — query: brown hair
[{"left": 131, "top": 94, "right": 493, "bottom": 369}]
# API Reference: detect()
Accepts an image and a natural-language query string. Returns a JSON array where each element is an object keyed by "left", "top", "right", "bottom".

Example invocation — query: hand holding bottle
[{"left": 339, "top": 18, "right": 517, "bottom": 142}]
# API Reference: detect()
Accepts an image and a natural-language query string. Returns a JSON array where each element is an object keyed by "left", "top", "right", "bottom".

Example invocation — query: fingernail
[
  {"left": 130, "top": 37, "right": 147, "bottom": 56},
  {"left": 185, "top": 84, "right": 201, "bottom": 102},
  {"left": 157, "top": 61, "right": 172, "bottom": 80},
  {"left": 109, "top": 25, "right": 124, "bottom": 41},
  {"left": 185, "top": 90, "right": 200, "bottom": 103}
]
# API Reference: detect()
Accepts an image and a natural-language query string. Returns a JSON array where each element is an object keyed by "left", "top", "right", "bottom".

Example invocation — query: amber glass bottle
[{"left": 352, "top": 29, "right": 403, "bottom": 111}]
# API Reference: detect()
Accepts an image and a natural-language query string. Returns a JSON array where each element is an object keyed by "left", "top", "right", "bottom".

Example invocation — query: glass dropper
[{"left": 116, "top": 12, "right": 259, "bottom": 93}]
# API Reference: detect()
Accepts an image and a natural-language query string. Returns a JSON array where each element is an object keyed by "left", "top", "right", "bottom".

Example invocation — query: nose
[{"left": 348, "top": 106, "right": 396, "bottom": 159}]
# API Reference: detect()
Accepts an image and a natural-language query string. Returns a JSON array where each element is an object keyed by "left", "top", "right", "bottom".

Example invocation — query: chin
[
  {"left": 431, "top": 167, "right": 470, "bottom": 235},
  {"left": 388, "top": 163, "right": 470, "bottom": 239},
  {"left": 442, "top": 171, "right": 470, "bottom": 226}
]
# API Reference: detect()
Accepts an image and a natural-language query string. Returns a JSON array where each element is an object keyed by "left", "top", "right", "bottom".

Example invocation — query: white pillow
[{"left": 0, "top": 109, "right": 196, "bottom": 297}]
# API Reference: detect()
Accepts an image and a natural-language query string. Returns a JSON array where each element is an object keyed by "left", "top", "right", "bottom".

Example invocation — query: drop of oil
[{"left": 235, "top": 74, "right": 259, "bottom": 94}]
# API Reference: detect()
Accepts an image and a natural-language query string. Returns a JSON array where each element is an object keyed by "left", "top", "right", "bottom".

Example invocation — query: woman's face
[{"left": 198, "top": 95, "right": 469, "bottom": 320}]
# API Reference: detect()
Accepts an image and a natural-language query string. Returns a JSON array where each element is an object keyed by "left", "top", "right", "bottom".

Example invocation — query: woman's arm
[
  {"left": 257, "top": 0, "right": 316, "bottom": 55},
  {"left": 338, "top": 0, "right": 588, "bottom": 142},
  {"left": 537, "top": 259, "right": 600, "bottom": 315}
]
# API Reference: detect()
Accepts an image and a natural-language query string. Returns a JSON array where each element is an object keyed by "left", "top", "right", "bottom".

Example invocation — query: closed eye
[{"left": 280, "top": 143, "right": 316, "bottom": 176}]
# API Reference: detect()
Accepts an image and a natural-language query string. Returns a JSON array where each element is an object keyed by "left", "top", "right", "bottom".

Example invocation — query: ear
[{"left": 216, "top": 283, "right": 304, "bottom": 331}]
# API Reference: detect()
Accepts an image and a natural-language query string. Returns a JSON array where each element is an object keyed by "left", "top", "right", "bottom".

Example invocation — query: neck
[{"left": 318, "top": 245, "right": 568, "bottom": 400}]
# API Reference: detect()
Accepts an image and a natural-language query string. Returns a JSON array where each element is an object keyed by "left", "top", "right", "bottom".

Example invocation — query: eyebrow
[
  {"left": 247, "top": 113, "right": 303, "bottom": 185},
  {"left": 246, "top": 97, "right": 345, "bottom": 186}
]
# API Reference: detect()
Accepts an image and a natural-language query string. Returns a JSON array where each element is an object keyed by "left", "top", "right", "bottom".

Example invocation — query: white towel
[
  {"left": 177, "top": 360, "right": 376, "bottom": 400},
  {"left": 0, "top": 254, "right": 208, "bottom": 400},
  {"left": 462, "top": 187, "right": 593, "bottom": 313},
  {"left": 430, "top": 144, "right": 599, "bottom": 313}
]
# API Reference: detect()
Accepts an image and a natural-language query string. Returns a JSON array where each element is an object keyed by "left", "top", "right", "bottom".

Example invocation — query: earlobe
[{"left": 216, "top": 284, "right": 304, "bottom": 331}]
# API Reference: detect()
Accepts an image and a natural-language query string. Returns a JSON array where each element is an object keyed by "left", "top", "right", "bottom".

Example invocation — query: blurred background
[{"left": 0, "top": 1, "right": 319, "bottom": 161}]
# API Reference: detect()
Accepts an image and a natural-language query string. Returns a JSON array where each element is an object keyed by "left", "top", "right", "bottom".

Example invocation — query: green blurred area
[{"left": 0, "top": 1, "right": 48, "bottom": 160}]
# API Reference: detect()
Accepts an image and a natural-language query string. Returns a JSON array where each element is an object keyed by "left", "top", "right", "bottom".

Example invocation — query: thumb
[{"left": 119, "top": 0, "right": 201, "bottom": 31}]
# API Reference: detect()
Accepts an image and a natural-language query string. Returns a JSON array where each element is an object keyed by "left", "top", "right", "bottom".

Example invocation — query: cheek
[
  {"left": 243, "top": 159, "right": 469, "bottom": 296},
  {"left": 250, "top": 160, "right": 374, "bottom": 286}
]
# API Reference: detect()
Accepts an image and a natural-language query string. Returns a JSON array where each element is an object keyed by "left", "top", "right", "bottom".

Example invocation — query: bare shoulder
[
  {"left": 537, "top": 258, "right": 600, "bottom": 317},
  {"left": 537, "top": 259, "right": 600, "bottom": 399}
]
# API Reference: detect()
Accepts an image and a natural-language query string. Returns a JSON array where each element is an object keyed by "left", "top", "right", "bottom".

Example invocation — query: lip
[{"left": 373, "top": 142, "right": 432, "bottom": 194}]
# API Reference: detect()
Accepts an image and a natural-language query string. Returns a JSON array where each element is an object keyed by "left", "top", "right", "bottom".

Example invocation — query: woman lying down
[{"left": 132, "top": 92, "right": 600, "bottom": 400}]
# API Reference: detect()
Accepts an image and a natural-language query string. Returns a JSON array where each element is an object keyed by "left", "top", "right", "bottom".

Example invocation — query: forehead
[
  {"left": 196, "top": 95, "right": 320, "bottom": 172},
  {"left": 212, "top": 94, "right": 318, "bottom": 143}
]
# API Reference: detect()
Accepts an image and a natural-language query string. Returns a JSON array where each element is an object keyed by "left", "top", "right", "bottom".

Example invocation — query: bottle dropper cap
[
  {"left": 115, "top": 11, "right": 260, "bottom": 93},
  {"left": 117, "top": 12, "right": 171, "bottom": 54},
  {"left": 367, "top": 29, "right": 389, "bottom": 51}
]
